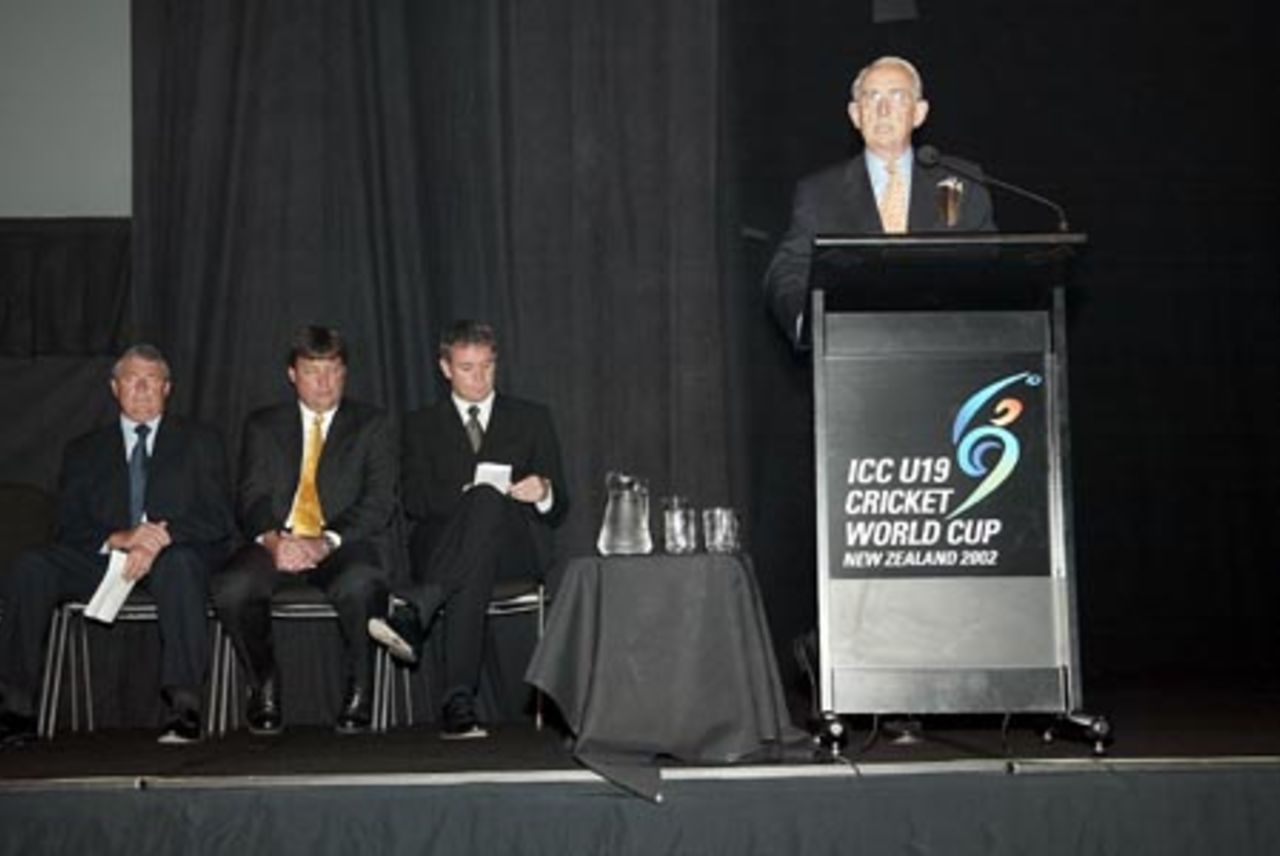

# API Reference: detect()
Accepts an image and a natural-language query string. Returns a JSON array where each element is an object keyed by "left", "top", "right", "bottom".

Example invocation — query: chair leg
[
  {"left": 206, "top": 621, "right": 223, "bottom": 737},
  {"left": 37, "top": 607, "right": 67, "bottom": 739},
  {"left": 372, "top": 647, "right": 388, "bottom": 732},
  {"left": 401, "top": 663, "right": 413, "bottom": 726},
  {"left": 216, "top": 633, "right": 237, "bottom": 737},
  {"left": 535, "top": 584, "right": 546, "bottom": 730},
  {"left": 77, "top": 611, "right": 94, "bottom": 732},
  {"left": 66, "top": 612, "right": 79, "bottom": 732}
]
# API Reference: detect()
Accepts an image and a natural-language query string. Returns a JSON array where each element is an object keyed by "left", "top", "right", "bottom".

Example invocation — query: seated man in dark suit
[
  {"left": 213, "top": 326, "right": 395, "bottom": 735},
  {"left": 369, "top": 320, "right": 567, "bottom": 739},
  {"left": 0, "top": 344, "right": 233, "bottom": 746}
]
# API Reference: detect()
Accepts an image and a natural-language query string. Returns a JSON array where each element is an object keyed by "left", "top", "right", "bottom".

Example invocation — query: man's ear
[{"left": 912, "top": 98, "right": 930, "bottom": 129}]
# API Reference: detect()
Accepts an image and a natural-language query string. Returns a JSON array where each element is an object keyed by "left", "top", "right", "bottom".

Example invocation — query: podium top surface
[
  {"left": 810, "top": 231, "right": 1087, "bottom": 313},
  {"left": 813, "top": 232, "right": 1087, "bottom": 251}
]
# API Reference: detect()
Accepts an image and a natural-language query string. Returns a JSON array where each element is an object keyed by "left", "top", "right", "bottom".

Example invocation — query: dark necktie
[
  {"left": 465, "top": 405, "right": 483, "bottom": 453},
  {"left": 129, "top": 423, "right": 151, "bottom": 527}
]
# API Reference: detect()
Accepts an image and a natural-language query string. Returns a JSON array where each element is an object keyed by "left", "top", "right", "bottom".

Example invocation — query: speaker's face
[{"left": 849, "top": 63, "right": 928, "bottom": 160}]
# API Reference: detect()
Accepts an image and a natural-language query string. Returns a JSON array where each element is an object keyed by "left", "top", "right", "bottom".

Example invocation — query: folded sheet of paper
[
  {"left": 84, "top": 549, "right": 137, "bottom": 624},
  {"left": 473, "top": 462, "right": 513, "bottom": 494}
]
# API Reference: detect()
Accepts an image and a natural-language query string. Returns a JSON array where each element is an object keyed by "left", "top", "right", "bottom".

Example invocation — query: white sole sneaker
[
  {"left": 157, "top": 730, "right": 200, "bottom": 745},
  {"left": 367, "top": 617, "right": 418, "bottom": 664},
  {"left": 440, "top": 723, "right": 489, "bottom": 740}
]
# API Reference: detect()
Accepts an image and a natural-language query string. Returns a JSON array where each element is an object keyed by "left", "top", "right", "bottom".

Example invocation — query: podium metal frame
[{"left": 809, "top": 234, "right": 1105, "bottom": 745}]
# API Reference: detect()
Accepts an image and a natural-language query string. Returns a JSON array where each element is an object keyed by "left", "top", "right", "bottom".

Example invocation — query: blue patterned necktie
[{"left": 129, "top": 423, "right": 150, "bottom": 527}]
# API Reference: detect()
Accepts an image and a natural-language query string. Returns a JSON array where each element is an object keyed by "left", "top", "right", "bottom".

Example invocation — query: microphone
[{"left": 916, "top": 144, "right": 1070, "bottom": 232}]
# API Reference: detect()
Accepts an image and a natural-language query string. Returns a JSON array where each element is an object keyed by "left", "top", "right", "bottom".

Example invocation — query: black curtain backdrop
[{"left": 131, "top": 0, "right": 737, "bottom": 566}]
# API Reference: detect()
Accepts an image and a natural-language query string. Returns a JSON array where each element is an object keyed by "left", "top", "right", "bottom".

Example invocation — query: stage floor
[
  {"left": 3, "top": 679, "right": 1279, "bottom": 787},
  {"left": 4, "top": 680, "right": 1280, "bottom": 856}
]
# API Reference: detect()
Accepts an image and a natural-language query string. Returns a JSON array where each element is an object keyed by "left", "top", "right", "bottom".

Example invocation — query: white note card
[
  {"left": 84, "top": 549, "right": 137, "bottom": 624},
  {"left": 473, "top": 462, "right": 513, "bottom": 494}
]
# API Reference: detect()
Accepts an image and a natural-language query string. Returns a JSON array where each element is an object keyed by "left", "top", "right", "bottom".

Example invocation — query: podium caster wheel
[
  {"left": 1087, "top": 716, "right": 1112, "bottom": 756},
  {"left": 814, "top": 712, "right": 848, "bottom": 756}
]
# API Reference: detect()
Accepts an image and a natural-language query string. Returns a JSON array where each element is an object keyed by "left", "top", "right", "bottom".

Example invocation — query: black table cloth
[{"left": 526, "top": 553, "right": 802, "bottom": 798}]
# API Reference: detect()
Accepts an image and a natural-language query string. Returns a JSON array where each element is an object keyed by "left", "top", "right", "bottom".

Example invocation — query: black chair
[
  {"left": 384, "top": 576, "right": 549, "bottom": 729},
  {"left": 208, "top": 583, "right": 396, "bottom": 736},
  {"left": 36, "top": 592, "right": 226, "bottom": 738}
]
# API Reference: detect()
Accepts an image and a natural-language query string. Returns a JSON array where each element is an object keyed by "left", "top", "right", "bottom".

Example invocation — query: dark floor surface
[{"left": 3, "top": 678, "right": 1278, "bottom": 784}]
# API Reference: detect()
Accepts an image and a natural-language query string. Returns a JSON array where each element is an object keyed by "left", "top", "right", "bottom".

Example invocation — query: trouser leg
[
  {"left": 211, "top": 545, "right": 277, "bottom": 687},
  {"left": 0, "top": 545, "right": 101, "bottom": 717},
  {"left": 305, "top": 542, "right": 387, "bottom": 691},
  {"left": 140, "top": 544, "right": 212, "bottom": 711},
  {"left": 416, "top": 488, "right": 536, "bottom": 701}
]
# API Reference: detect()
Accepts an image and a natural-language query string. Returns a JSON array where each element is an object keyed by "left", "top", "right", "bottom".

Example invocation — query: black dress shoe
[
  {"left": 158, "top": 709, "right": 202, "bottom": 745},
  {"left": 0, "top": 711, "right": 38, "bottom": 748},
  {"left": 335, "top": 683, "right": 372, "bottom": 735},
  {"left": 246, "top": 678, "right": 283, "bottom": 736},
  {"left": 440, "top": 690, "right": 488, "bottom": 741},
  {"left": 368, "top": 584, "right": 445, "bottom": 665}
]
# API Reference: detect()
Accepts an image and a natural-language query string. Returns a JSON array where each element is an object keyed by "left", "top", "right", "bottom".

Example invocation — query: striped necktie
[
  {"left": 128, "top": 423, "right": 150, "bottom": 527},
  {"left": 465, "top": 405, "right": 484, "bottom": 454},
  {"left": 880, "top": 159, "right": 908, "bottom": 234}
]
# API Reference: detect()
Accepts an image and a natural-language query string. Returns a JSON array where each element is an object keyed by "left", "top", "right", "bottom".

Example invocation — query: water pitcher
[{"left": 596, "top": 471, "right": 653, "bottom": 555}]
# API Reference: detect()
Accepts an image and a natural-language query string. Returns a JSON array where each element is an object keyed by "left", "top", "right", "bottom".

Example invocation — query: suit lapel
[
  {"left": 843, "top": 156, "right": 884, "bottom": 233},
  {"left": 438, "top": 398, "right": 477, "bottom": 459},
  {"left": 909, "top": 162, "right": 939, "bottom": 231},
  {"left": 314, "top": 404, "right": 352, "bottom": 500},
  {"left": 145, "top": 418, "right": 176, "bottom": 508},
  {"left": 103, "top": 424, "right": 131, "bottom": 520}
]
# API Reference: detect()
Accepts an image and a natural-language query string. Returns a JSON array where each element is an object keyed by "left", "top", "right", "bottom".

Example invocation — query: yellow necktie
[
  {"left": 292, "top": 414, "right": 325, "bottom": 537},
  {"left": 880, "top": 159, "right": 908, "bottom": 234}
]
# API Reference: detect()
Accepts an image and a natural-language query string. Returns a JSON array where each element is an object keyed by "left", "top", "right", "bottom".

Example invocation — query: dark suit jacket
[
  {"left": 55, "top": 415, "right": 234, "bottom": 560},
  {"left": 763, "top": 151, "right": 997, "bottom": 344},
  {"left": 402, "top": 394, "right": 567, "bottom": 573},
  {"left": 236, "top": 400, "right": 397, "bottom": 553}
]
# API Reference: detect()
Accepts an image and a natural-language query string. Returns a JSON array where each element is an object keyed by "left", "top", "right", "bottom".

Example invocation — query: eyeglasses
[{"left": 856, "top": 89, "right": 916, "bottom": 109}]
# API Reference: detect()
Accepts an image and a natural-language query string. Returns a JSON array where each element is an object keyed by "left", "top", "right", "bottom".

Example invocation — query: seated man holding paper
[
  {"left": 369, "top": 320, "right": 567, "bottom": 739},
  {"left": 0, "top": 345, "right": 233, "bottom": 747}
]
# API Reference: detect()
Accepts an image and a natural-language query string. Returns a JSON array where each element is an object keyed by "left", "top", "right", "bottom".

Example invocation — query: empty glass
[
  {"left": 702, "top": 507, "right": 740, "bottom": 553},
  {"left": 662, "top": 496, "right": 698, "bottom": 554}
]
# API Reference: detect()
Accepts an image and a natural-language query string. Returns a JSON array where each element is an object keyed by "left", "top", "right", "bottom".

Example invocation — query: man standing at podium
[{"left": 764, "top": 55, "right": 995, "bottom": 344}]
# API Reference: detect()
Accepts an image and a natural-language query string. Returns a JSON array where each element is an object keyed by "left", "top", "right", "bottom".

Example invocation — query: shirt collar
[
  {"left": 452, "top": 391, "right": 495, "bottom": 429},
  {"left": 298, "top": 401, "right": 338, "bottom": 436},
  {"left": 866, "top": 148, "right": 915, "bottom": 190},
  {"left": 120, "top": 414, "right": 162, "bottom": 454}
]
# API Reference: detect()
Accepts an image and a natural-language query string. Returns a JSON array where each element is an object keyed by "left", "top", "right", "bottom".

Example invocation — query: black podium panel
[{"left": 811, "top": 234, "right": 1086, "bottom": 716}]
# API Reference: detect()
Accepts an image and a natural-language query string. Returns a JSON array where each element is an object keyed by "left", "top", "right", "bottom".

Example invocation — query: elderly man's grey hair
[
  {"left": 112, "top": 343, "right": 171, "bottom": 380},
  {"left": 850, "top": 55, "right": 925, "bottom": 101}
]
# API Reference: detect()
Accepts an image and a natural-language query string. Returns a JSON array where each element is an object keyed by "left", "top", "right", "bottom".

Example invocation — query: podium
[{"left": 809, "top": 233, "right": 1107, "bottom": 748}]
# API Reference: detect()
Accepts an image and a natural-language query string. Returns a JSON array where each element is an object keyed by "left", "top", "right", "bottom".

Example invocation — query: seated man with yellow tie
[
  {"left": 213, "top": 326, "right": 395, "bottom": 735},
  {"left": 763, "top": 54, "right": 996, "bottom": 346}
]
